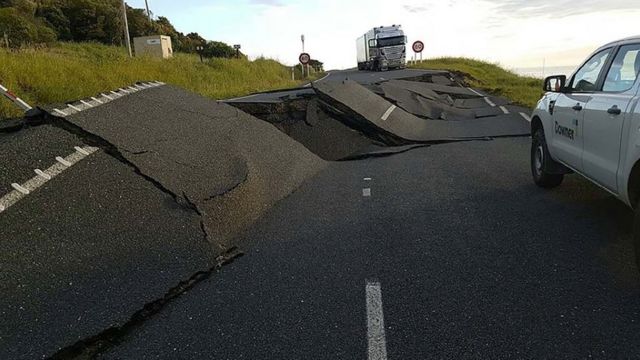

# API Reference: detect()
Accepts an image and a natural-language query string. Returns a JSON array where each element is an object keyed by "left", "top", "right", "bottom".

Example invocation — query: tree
[
  {"left": 36, "top": 5, "right": 71, "bottom": 40},
  {"left": 202, "top": 41, "right": 235, "bottom": 58}
]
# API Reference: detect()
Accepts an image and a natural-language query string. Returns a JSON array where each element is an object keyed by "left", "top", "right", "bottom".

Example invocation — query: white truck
[
  {"left": 531, "top": 35, "right": 640, "bottom": 266},
  {"left": 356, "top": 25, "right": 407, "bottom": 71}
]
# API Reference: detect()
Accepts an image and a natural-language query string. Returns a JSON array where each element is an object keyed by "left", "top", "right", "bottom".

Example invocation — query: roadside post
[
  {"left": 299, "top": 53, "right": 311, "bottom": 79},
  {"left": 121, "top": 0, "right": 132, "bottom": 57},
  {"left": 233, "top": 44, "right": 241, "bottom": 59},
  {"left": 196, "top": 45, "right": 204, "bottom": 63},
  {"left": 3, "top": 32, "right": 8, "bottom": 48},
  {"left": 412, "top": 40, "right": 424, "bottom": 64},
  {"left": 1, "top": 83, "right": 33, "bottom": 112}
]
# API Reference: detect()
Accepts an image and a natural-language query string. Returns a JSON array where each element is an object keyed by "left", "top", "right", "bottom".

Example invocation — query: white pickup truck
[{"left": 531, "top": 35, "right": 640, "bottom": 266}]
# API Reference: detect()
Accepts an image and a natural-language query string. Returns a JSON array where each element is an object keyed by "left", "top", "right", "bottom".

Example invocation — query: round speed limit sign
[
  {"left": 299, "top": 52, "right": 311, "bottom": 65},
  {"left": 412, "top": 41, "right": 425, "bottom": 53}
]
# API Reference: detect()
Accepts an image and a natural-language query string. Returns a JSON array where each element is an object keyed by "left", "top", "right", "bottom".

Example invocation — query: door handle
[
  {"left": 607, "top": 105, "right": 622, "bottom": 115},
  {"left": 572, "top": 103, "right": 583, "bottom": 111}
]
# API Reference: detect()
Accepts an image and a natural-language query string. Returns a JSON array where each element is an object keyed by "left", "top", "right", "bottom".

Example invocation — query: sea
[{"left": 512, "top": 65, "right": 577, "bottom": 79}]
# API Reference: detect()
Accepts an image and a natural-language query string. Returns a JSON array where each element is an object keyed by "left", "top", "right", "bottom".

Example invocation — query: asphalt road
[
  {"left": 3, "top": 67, "right": 640, "bottom": 359},
  {"left": 102, "top": 137, "right": 640, "bottom": 359}
]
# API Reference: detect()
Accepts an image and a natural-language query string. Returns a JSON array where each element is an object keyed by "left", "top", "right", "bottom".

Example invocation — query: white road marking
[
  {"left": 56, "top": 156, "right": 73, "bottom": 167},
  {"left": 110, "top": 91, "right": 122, "bottom": 97},
  {"left": 53, "top": 108, "right": 67, "bottom": 117},
  {"left": 34, "top": 169, "right": 51, "bottom": 180},
  {"left": 364, "top": 177, "right": 372, "bottom": 181},
  {"left": 80, "top": 100, "right": 94, "bottom": 108},
  {"left": 380, "top": 77, "right": 386, "bottom": 81},
  {"left": 74, "top": 146, "right": 91, "bottom": 156},
  {"left": 11, "top": 183, "right": 30, "bottom": 195},
  {"left": 315, "top": 72, "right": 331, "bottom": 83},
  {"left": 483, "top": 97, "right": 496, "bottom": 107},
  {"left": 363, "top": 188, "right": 372, "bottom": 197},
  {"left": 500, "top": 106, "right": 509, "bottom": 114},
  {"left": 225, "top": 94, "right": 258, "bottom": 102},
  {"left": 67, "top": 104, "right": 81, "bottom": 112},
  {"left": 0, "top": 146, "right": 99, "bottom": 214},
  {"left": 91, "top": 97, "right": 103, "bottom": 104},
  {"left": 381, "top": 105, "right": 397, "bottom": 121},
  {"left": 102, "top": 93, "right": 114, "bottom": 100},
  {"left": 366, "top": 280, "right": 388, "bottom": 360},
  {"left": 467, "top": 87, "right": 484, "bottom": 97},
  {"left": 520, "top": 112, "right": 532, "bottom": 122}
]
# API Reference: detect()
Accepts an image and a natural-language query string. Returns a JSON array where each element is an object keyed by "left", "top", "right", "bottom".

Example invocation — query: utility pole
[
  {"left": 301, "top": 34, "right": 305, "bottom": 78},
  {"left": 145, "top": 0, "right": 151, "bottom": 22},
  {"left": 121, "top": 0, "right": 132, "bottom": 57}
]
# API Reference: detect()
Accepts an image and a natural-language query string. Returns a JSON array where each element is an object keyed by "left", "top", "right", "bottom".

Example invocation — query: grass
[
  {"left": 0, "top": 42, "right": 318, "bottom": 119},
  {"left": 410, "top": 57, "right": 543, "bottom": 108}
]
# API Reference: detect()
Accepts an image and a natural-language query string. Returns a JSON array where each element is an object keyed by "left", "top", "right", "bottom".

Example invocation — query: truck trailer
[{"left": 356, "top": 25, "right": 407, "bottom": 71}]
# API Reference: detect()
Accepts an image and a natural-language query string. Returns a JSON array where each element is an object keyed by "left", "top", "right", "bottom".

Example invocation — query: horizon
[{"left": 128, "top": 0, "right": 640, "bottom": 70}]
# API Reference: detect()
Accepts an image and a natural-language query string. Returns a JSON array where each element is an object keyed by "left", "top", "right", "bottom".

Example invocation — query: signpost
[
  {"left": 196, "top": 45, "right": 204, "bottom": 63},
  {"left": 412, "top": 40, "right": 424, "bottom": 64},
  {"left": 299, "top": 52, "right": 311, "bottom": 78},
  {"left": 233, "top": 44, "right": 241, "bottom": 59}
]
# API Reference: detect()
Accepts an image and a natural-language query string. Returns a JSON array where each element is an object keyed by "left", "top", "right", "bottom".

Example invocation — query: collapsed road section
[
  {"left": 227, "top": 70, "right": 531, "bottom": 161},
  {"left": 1, "top": 84, "right": 326, "bottom": 359}
]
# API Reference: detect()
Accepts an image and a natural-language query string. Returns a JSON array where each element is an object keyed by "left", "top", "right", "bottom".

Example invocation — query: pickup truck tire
[{"left": 531, "top": 128, "right": 564, "bottom": 188}]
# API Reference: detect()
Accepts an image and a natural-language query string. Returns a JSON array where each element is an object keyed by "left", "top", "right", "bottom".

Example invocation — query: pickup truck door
[
  {"left": 550, "top": 48, "right": 613, "bottom": 171},
  {"left": 582, "top": 44, "right": 640, "bottom": 192}
]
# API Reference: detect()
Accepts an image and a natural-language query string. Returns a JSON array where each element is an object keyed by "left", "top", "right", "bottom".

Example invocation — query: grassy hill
[
  {"left": 410, "top": 58, "right": 543, "bottom": 109},
  {"left": 0, "top": 42, "right": 312, "bottom": 119}
]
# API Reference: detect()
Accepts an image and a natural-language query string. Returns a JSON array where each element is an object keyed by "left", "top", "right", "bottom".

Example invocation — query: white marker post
[{"left": 0, "top": 83, "right": 32, "bottom": 112}]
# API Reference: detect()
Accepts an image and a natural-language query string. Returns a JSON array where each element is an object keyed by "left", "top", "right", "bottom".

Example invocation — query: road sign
[
  {"left": 412, "top": 40, "right": 425, "bottom": 53},
  {"left": 299, "top": 52, "right": 311, "bottom": 65},
  {"left": 233, "top": 44, "right": 241, "bottom": 50}
]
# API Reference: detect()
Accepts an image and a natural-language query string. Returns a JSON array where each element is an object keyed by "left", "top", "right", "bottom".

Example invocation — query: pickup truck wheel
[{"left": 531, "top": 128, "right": 564, "bottom": 188}]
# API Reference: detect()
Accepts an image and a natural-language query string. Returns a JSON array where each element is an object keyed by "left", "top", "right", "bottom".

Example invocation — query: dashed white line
[
  {"left": 467, "top": 87, "right": 484, "bottom": 97},
  {"left": 0, "top": 146, "right": 99, "bottom": 214},
  {"left": 366, "top": 280, "right": 388, "bottom": 360},
  {"left": 67, "top": 104, "right": 81, "bottom": 112},
  {"left": 483, "top": 97, "right": 496, "bottom": 107},
  {"left": 53, "top": 108, "right": 67, "bottom": 117},
  {"left": 364, "top": 177, "right": 372, "bottom": 181},
  {"left": 74, "top": 146, "right": 91, "bottom": 156},
  {"left": 381, "top": 105, "right": 397, "bottom": 121},
  {"left": 500, "top": 106, "right": 510, "bottom": 114},
  {"left": 520, "top": 112, "right": 532, "bottom": 122},
  {"left": 34, "top": 169, "right": 51, "bottom": 180},
  {"left": 56, "top": 156, "right": 73, "bottom": 167},
  {"left": 363, "top": 188, "right": 372, "bottom": 197},
  {"left": 11, "top": 183, "right": 30, "bottom": 195}
]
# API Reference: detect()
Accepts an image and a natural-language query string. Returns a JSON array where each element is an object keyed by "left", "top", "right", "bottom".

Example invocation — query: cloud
[
  {"left": 249, "top": 0, "right": 285, "bottom": 6},
  {"left": 487, "top": 0, "right": 640, "bottom": 17},
  {"left": 403, "top": 5, "right": 428, "bottom": 13}
]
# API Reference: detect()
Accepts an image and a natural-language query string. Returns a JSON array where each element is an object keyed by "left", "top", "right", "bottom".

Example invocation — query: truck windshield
[{"left": 377, "top": 36, "right": 405, "bottom": 47}]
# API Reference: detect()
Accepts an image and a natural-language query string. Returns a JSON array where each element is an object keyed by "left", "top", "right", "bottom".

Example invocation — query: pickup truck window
[
  {"left": 568, "top": 48, "right": 612, "bottom": 92},
  {"left": 603, "top": 44, "right": 640, "bottom": 92}
]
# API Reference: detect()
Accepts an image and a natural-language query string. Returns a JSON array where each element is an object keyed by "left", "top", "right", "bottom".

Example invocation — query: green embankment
[
  {"left": 410, "top": 58, "right": 543, "bottom": 109},
  {"left": 0, "top": 42, "right": 315, "bottom": 119}
]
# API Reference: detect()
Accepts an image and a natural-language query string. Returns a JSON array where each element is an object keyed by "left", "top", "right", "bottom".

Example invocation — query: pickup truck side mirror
[{"left": 544, "top": 75, "right": 567, "bottom": 93}]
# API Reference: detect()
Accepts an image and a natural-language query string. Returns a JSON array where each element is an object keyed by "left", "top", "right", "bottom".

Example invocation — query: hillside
[
  {"left": 410, "top": 58, "right": 543, "bottom": 108},
  {"left": 0, "top": 42, "right": 311, "bottom": 119}
]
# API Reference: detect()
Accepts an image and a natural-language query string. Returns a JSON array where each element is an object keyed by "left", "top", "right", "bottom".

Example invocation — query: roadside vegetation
[
  {"left": 0, "top": 42, "right": 316, "bottom": 119},
  {"left": 410, "top": 58, "right": 543, "bottom": 108}
]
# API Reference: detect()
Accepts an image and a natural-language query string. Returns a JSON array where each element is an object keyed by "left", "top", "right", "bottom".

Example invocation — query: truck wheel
[
  {"left": 634, "top": 202, "right": 640, "bottom": 273},
  {"left": 531, "top": 128, "right": 564, "bottom": 188}
]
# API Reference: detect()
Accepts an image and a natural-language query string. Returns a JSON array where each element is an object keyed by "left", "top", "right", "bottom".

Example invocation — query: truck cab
[{"left": 357, "top": 25, "right": 407, "bottom": 71}]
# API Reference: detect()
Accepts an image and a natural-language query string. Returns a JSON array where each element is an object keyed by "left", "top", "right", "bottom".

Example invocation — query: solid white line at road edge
[
  {"left": 520, "top": 112, "right": 532, "bottom": 122},
  {"left": 483, "top": 97, "right": 496, "bottom": 107},
  {"left": 467, "top": 87, "right": 484, "bottom": 97},
  {"left": 500, "top": 106, "right": 509, "bottom": 114},
  {"left": 366, "top": 280, "right": 388, "bottom": 360}
]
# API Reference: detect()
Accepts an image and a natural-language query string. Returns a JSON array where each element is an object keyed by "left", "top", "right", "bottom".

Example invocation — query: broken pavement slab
[
  {"left": 313, "top": 80, "right": 530, "bottom": 143},
  {"left": 44, "top": 84, "right": 327, "bottom": 251}
]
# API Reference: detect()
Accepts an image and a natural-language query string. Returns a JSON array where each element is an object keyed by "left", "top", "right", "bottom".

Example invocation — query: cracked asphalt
[{"left": 2, "top": 68, "right": 640, "bottom": 359}]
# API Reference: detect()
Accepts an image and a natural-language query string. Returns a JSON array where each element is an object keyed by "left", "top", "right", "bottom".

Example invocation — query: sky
[{"left": 128, "top": 0, "right": 640, "bottom": 71}]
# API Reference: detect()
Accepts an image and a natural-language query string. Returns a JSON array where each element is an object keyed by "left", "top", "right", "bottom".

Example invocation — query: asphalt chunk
[
  {"left": 0, "top": 151, "right": 216, "bottom": 360},
  {"left": 47, "top": 84, "right": 326, "bottom": 250},
  {"left": 0, "top": 125, "right": 81, "bottom": 195}
]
